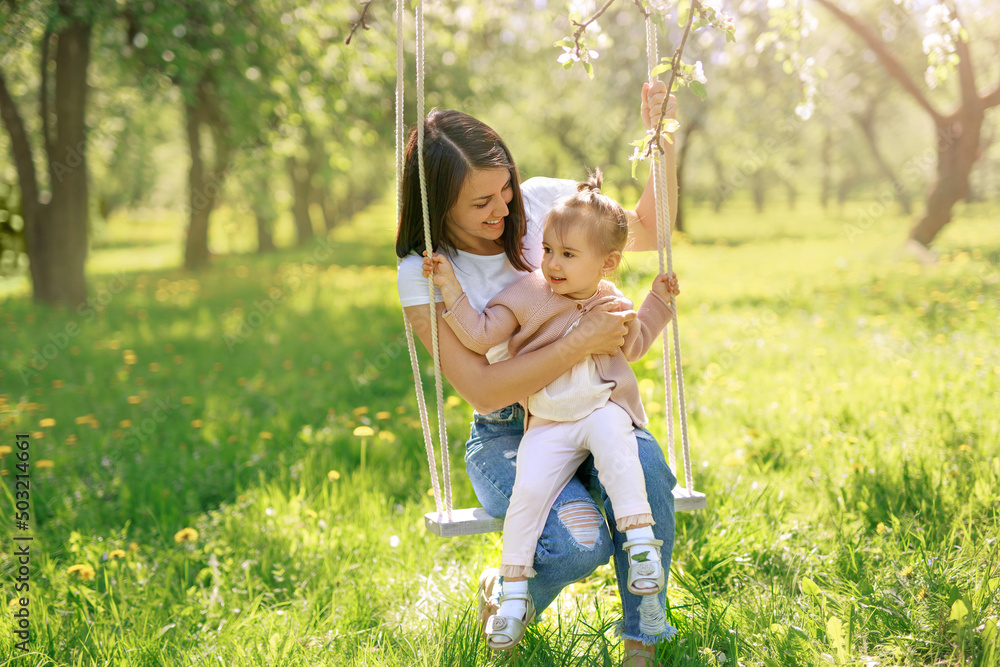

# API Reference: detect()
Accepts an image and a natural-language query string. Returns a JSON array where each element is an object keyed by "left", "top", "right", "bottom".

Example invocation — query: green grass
[{"left": 1, "top": 195, "right": 998, "bottom": 666}]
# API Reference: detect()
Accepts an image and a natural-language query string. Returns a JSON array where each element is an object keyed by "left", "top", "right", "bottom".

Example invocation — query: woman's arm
[
  {"left": 628, "top": 83, "right": 679, "bottom": 253},
  {"left": 404, "top": 302, "right": 634, "bottom": 414}
]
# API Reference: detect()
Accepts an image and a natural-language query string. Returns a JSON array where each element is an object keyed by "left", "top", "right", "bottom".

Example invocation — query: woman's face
[{"left": 446, "top": 168, "right": 513, "bottom": 254}]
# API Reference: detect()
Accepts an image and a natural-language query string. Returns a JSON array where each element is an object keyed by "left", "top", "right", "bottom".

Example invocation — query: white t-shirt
[{"left": 397, "top": 176, "right": 578, "bottom": 312}]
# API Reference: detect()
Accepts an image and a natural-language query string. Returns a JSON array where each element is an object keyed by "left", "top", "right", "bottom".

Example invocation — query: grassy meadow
[{"left": 0, "top": 194, "right": 998, "bottom": 666}]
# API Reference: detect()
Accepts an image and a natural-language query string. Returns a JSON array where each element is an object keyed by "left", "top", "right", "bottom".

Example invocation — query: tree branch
[
  {"left": 644, "top": 0, "right": 699, "bottom": 158},
  {"left": 571, "top": 0, "right": 617, "bottom": 58},
  {"left": 346, "top": 0, "right": 375, "bottom": 45},
  {"left": 813, "top": 0, "right": 944, "bottom": 123},
  {"left": 982, "top": 82, "right": 1000, "bottom": 109}
]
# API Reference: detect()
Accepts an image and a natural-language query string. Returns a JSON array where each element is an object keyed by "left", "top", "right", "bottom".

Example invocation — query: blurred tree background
[{"left": 1, "top": 0, "right": 998, "bottom": 305}]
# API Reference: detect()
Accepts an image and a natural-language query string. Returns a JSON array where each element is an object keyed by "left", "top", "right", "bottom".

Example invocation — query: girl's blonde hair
[{"left": 545, "top": 168, "right": 629, "bottom": 256}]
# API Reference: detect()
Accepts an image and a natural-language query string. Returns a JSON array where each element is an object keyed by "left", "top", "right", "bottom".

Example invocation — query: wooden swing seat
[{"left": 426, "top": 486, "right": 707, "bottom": 538}]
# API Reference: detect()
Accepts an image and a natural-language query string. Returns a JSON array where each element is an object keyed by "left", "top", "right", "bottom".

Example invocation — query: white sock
[
  {"left": 497, "top": 579, "right": 529, "bottom": 619},
  {"left": 626, "top": 526, "right": 660, "bottom": 563}
]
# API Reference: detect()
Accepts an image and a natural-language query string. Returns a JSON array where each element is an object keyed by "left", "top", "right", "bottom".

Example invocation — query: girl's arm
[
  {"left": 628, "top": 82, "right": 679, "bottom": 253},
  {"left": 621, "top": 272, "right": 680, "bottom": 361},
  {"left": 404, "top": 302, "right": 634, "bottom": 414}
]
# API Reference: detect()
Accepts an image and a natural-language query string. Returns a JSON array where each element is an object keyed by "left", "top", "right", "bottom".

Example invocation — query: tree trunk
[
  {"left": 909, "top": 110, "right": 984, "bottom": 246},
  {"left": 0, "top": 17, "right": 90, "bottom": 308},
  {"left": 253, "top": 175, "right": 275, "bottom": 253},
  {"left": 183, "top": 80, "right": 230, "bottom": 270},
  {"left": 287, "top": 155, "right": 314, "bottom": 246},
  {"left": 0, "top": 70, "right": 47, "bottom": 297},
  {"left": 184, "top": 96, "right": 211, "bottom": 269},
  {"left": 47, "top": 20, "right": 91, "bottom": 307},
  {"left": 674, "top": 115, "right": 701, "bottom": 234},
  {"left": 820, "top": 130, "right": 833, "bottom": 209},
  {"left": 752, "top": 170, "right": 766, "bottom": 213}
]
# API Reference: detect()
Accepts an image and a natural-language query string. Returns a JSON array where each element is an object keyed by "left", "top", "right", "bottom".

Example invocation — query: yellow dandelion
[
  {"left": 228, "top": 435, "right": 238, "bottom": 443},
  {"left": 375, "top": 411, "right": 391, "bottom": 420},
  {"left": 213, "top": 362, "right": 223, "bottom": 372},
  {"left": 876, "top": 522, "right": 886, "bottom": 535},
  {"left": 0, "top": 445, "right": 12, "bottom": 455},
  {"left": 395, "top": 406, "right": 406, "bottom": 414},
  {"left": 174, "top": 355, "right": 184, "bottom": 365},
  {"left": 67, "top": 564, "right": 95, "bottom": 581},
  {"left": 31, "top": 431, "right": 44, "bottom": 440},
  {"left": 148, "top": 362, "right": 160, "bottom": 372},
  {"left": 181, "top": 396, "right": 194, "bottom": 404},
  {"left": 353, "top": 426, "right": 374, "bottom": 437},
  {"left": 174, "top": 527, "right": 199, "bottom": 543},
  {"left": 322, "top": 361, "right": 333, "bottom": 371},
  {"left": 36, "top": 460, "right": 54, "bottom": 469},
  {"left": 75, "top": 415, "right": 93, "bottom": 425},
  {"left": 352, "top": 406, "right": 370, "bottom": 417},
  {"left": 259, "top": 431, "right": 273, "bottom": 440},
  {"left": 917, "top": 588, "right": 928, "bottom": 600},
  {"left": 191, "top": 420, "right": 203, "bottom": 428},
  {"left": 123, "top": 350, "right": 137, "bottom": 365},
  {"left": 646, "top": 401, "right": 663, "bottom": 414},
  {"left": 305, "top": 509, "right": 318, "bottom": 518},
  {"left": 378, "top": 431, "right": 397, "bottom": 443},
  {"left": 445, "top": 395, "right": 462, "bottom": 408},
  {"left": 119, "top": 420, "right": 132, "bottom": 428},
  {"left": 52, "top": 380, "right": 64, "bottom": 388},
  {"left": 900, "top": 565, "right": 914, "bottom": 577},
  {"left": 427, "top": 488, "right": 436, "bottom": 497},
  {"left": 8, "top": 598, "right": 21, "bottom": 612},
  {"left": 237, "top": 377, "right": 247, "bottom": 386},
  {"left": 282, "top": 360, "right": 293, "bottom": 370},
  {"left": 958, "top": 444, "right": 972, "bottom": 452},
  {"left": 327, "top": 470, "right": 341, "bottom": 481},
  {"left": 128, "top": 542, "right": 140, "bottom": 553},
  {"left": 127, "top": 396, "right": 141, "bottom": 405},
  {"left": 109, "top": 549, "right": 126, "bottom": 560},
  {"left": 808, "top": 471, "right": 819, "bottom": 479},
  {"left": 39, "top": 417, "right": 56, "bottom": 427},
  {"left": 65, "top": 434, "right": 77, "bottom": 445}
]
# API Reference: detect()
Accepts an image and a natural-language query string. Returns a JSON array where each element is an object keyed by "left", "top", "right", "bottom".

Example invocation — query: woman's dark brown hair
[{"left": 395, "top": 110, "right": 531, "bottom": 271}]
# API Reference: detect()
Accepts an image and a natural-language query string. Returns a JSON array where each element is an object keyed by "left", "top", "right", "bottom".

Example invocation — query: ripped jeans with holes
[{"left": 466, "top": 403, "right": 678, "bottom": 645}]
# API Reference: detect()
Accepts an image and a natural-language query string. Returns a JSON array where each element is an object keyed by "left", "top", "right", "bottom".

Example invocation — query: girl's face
[
  {"left": 446, "top": 168, "right": 513, "bottom": 254},
  {"left": 541, "top": 221, "right": 619, "bottom": 300}
]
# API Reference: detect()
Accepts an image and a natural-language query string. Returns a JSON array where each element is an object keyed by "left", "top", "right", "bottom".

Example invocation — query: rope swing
[{"left": 396, "top": 4, "right": 705, "bottom": 539}]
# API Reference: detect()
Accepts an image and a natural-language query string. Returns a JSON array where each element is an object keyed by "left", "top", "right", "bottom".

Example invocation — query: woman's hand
[
  {"left": 570, "top": 302, "right": 637, "bottom": 357},
  {"left": 651, "top": 272, "right": 680, "bottom": 301},
  {"left": 641, "top": 81, "right": 678, "bottom": 134}
]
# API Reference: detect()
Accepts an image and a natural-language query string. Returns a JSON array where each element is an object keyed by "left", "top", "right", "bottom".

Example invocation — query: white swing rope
[
  {"left": 397, "top": 0, "right": 452, "bottom": 518},
  {"left": 645, "top": 14, "right": 695, "bottom": 496}
]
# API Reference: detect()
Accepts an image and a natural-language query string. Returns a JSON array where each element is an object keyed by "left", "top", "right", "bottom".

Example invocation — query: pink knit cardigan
[{"left": 442, "top": 269, "right": 675, "bottom": 427}]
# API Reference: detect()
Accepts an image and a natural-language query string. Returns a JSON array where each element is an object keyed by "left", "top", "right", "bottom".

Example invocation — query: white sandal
[
  {"left": 476, "top": 568, "right": 500, "bottom": 633},
  {"left": 485, "top": 591, "right": 535, "bottom": 650},
  {"left": 623, "top": 537, "right": 664, "bottom": 596}
]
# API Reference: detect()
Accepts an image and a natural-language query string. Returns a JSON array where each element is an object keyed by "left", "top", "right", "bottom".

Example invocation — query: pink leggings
[{"left": 499, "top": 402, "right": 653, "bottom": 579}]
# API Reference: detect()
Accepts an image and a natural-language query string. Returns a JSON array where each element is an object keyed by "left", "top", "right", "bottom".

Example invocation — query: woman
[{"left": 396, "top": 81, "right": 678, "bottom": 667}]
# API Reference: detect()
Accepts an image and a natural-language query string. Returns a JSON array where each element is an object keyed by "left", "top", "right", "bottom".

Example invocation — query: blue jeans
[{"left": 466, "top": 403, "right": 678, "bottom": 645}]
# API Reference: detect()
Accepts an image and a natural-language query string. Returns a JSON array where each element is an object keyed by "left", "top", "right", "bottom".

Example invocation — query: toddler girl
[{"left": 424, "top": 171, "right": 679, "bottom": 650}]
